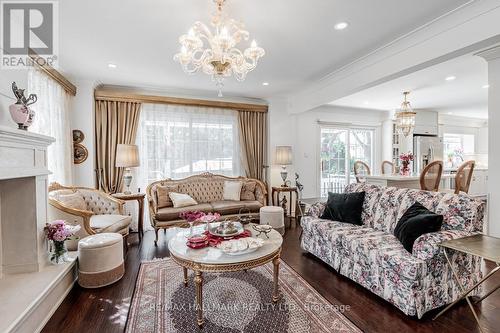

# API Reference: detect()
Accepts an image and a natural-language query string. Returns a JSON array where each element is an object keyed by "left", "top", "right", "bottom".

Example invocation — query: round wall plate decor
[
  {"left": 72, "top": 129, "right": 85, "bottom": 143},
  {"left": 73, "top": 143, "right": 88, "bottom": 164}
]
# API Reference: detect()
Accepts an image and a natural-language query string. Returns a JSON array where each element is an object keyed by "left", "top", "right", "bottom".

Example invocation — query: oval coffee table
[{"left": 168, "top": 223, "right": 283, "bottom": 327}]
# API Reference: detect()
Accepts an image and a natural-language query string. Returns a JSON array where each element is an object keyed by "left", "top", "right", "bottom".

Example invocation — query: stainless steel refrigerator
[{"left": 413, "top": 135, "right": 443, "bottom": 173}]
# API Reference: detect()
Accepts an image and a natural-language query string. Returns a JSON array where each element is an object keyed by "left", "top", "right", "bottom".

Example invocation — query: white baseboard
[{"left": 34, "top": 268, "right": 77, "bottom": 333}]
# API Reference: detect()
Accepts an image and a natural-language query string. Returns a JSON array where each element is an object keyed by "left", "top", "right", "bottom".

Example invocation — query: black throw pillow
[
  {"left": 320, "top": 191, "right": 365, "bottom": 225},
  {"left": 394, "top": 202, "right": 443, "bottom": 253}
]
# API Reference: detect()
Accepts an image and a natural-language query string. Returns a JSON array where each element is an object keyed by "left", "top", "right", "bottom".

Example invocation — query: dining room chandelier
[
  {"left": 173, "top": 0, "right": 265, "bottom": 97},
  {"left": 395, "top": 91, "right": 417, "bottom": 137}
]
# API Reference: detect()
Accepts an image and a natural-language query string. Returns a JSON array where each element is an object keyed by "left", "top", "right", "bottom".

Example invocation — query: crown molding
[
  {"left": 475, "top": 44, "right": 500, "bottom": 61},
  {"left": 28, "top": 50, "right": 77, "bottom": 96}
]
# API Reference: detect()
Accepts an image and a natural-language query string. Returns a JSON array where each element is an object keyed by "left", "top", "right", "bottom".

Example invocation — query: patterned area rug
[{"left": 126, "top": 258, "right": 360, "bottom": 332}]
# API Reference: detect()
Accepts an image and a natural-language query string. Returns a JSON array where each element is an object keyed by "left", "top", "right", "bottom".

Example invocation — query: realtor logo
[{"left": 1, "top": 1, "right": 58, "bottom": 69}]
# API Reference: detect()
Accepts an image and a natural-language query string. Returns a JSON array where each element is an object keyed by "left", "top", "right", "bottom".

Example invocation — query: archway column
[{"left": 477, "top": 45, "right": 500, "bottom": 236}]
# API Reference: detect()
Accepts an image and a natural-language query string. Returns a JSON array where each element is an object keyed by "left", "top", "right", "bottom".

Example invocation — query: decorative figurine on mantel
[{"left": 9, "top": 82, "right": 37, "bottom": 130}]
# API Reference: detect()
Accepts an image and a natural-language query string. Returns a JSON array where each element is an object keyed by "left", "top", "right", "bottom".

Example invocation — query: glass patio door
[{"left": 320, "top": 127, "right": 374, "bottom": 197}]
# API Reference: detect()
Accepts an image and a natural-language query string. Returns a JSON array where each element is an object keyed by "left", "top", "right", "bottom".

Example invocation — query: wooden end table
[
  {"left": 112, "top": 192, "right": 145, "bottom": 240},
  {"left": 433, "top": 234, "right": 500, "bottom": 333},
  {"left": 168, "top": 223, "right": 283, "bottom": 327},
  {"left": 271, "top": 186, "right": 298, "bottom": 217}
]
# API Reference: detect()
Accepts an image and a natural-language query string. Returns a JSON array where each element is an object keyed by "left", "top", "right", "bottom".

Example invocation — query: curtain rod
[
  {"left": 28, "top": 50, "right": 77, "bottom": 96},
  {"left": 94, "top": 89, "right": 268, "bottom": 113}
]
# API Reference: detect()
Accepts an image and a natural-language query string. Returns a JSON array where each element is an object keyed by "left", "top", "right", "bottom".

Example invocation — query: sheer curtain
[
  {"left": 135, "top": 103, "right": 241, "bottom": 195},
  {"left": 29, "top": 69, "right": 73, "bottom": 184}
]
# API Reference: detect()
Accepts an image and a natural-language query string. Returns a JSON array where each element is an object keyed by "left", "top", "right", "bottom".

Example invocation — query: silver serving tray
[{"left": 209, "top": 222, "right": 244, "bottom": 237}]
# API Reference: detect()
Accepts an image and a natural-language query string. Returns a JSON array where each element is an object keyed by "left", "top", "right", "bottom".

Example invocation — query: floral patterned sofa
[{"left": 301, "top": 183, "right": 485, "bottom": 318}]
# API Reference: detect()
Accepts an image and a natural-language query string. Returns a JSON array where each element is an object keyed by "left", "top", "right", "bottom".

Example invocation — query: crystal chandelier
[
  {"left": 173, "top": 0, "right": 265, "bottom": 97},
  {"left": 395, "top": 91, "right": 417, "bottom": 137}
]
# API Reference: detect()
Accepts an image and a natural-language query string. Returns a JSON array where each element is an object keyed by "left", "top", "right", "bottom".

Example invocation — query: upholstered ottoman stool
[
  {"left": 78, "top": 233, "right": 125, "bottom": 288},
  {"left": 259, "top": 206, "right": 285, "bottom": 234}
]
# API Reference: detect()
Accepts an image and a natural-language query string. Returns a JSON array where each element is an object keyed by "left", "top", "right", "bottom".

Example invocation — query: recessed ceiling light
[
  {"left": 108, "top": 63, "right": 117, "bottom": 69},
  {"left": 445, "top": 76, "right": 456, "bottom": 81},
  {"left": 447, "top": 112, "right": 453, "bottom": 115},
  {"left": 334, "top": 22, "right": 349, "bottom": 30},
  {"left": 363, "top": 101, "right": 370, "bottom": 105},
  {"left": 262, "top": 82, "right": 269, "bottom": 86},
  {"left": 483, "top": 84, "right": 490, "bottom": 89}
]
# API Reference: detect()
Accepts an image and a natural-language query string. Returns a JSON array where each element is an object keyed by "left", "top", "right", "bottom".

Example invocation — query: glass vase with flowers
[
  {"left": 44, "top": 220, "right": 80, "bottom": 264},
  {"left": 179, "top": 211, "right": 206, "bottom": 238},
  {"left": 399, "top": 152, "right": 414, "bottom": 176}
]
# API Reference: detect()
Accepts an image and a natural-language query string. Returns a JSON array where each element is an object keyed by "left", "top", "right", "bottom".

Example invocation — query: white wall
[
  {"left": 70, "top": 79, "right": 97, "bottom": 187},
  {"left": 267, "top": 97, "right": 296, "bottom": 191}
]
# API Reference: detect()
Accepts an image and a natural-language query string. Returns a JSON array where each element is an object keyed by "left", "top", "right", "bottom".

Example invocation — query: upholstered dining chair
[
  {"left": 453, "top": 160, "right": 475, "bottom": 194},
  {"left": 419, "top": 161, "right": 443, "bottom": 192},
  {"left": 48, "top": 183, "right": 131, "bottom": 250},
  {"left": 353, "top": 161, "right": 371, "bottom": 183},
  {"left": 381, "top": 160, "right": 395, "bottom": 175}
]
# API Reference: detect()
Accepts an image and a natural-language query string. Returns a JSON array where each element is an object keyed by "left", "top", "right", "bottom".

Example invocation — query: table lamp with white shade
[
  {"left": 275, "top": 145, "right": 293, "bottom": 187},
  {"left": 116, "top": 144, "right": 140, "bottom": 194}
]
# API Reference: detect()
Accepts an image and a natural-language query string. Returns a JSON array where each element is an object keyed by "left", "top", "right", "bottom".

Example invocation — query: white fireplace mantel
[
  {"left": 0, "top": 125, "right": 55, "bottom": 181},
  {"left": 0, "top": 125, "right": 55, "bottom": 275},
  {"left": 0, "top": 125, "right": 77, "bottom": 333}
]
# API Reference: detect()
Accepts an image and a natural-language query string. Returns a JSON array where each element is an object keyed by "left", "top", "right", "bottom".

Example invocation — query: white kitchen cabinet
[
  {"left": 468, "top": 169, "right": 488, "bottom": 196},
  {"left": 414, "top": 111, "right": 438, "bottom": 135}
]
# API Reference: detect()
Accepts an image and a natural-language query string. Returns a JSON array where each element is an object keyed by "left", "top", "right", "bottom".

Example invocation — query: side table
[
  {"left": 271, "top": 186, "right": 298, "bottom": 217},
  {"left": 112, "top": 192, "right": 146, "bottom": 240},
  {"left": 433, "top": 234, "right": 500, "bottom": 333}
]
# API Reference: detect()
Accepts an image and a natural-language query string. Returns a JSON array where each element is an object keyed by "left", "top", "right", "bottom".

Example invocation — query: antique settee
[
  {"left": 146, "top": 173, "right": 267, "bottom": 245},
  {"left": 48, "top": 183, "right": 131, "bottom": 250},
  {"left": 301, "top": 183, "right": 485, "bottom": 318}
]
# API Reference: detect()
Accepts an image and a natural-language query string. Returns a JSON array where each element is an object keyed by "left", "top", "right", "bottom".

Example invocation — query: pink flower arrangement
[
  {"left": 44, "top": 220, "right": 80, "bottom": 242},
  {"left": 399, "top": 152, "right": 414, "bottom": 162},
  {"left": 179, "top": 211, "right": 206, "bottom": 222}
]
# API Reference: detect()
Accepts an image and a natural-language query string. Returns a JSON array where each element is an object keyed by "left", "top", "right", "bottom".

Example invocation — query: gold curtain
[
  {"left": 238, "top": 111, "right": 267, "bottom": 181},
  {"left": 95, "top": 100, "right": 141, "bottom": 193}
]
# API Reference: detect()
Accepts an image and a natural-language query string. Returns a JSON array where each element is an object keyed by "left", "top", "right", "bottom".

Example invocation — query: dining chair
[
  {"left": 381, "top": 160, "right": 395, "bottom": 175},
  {"left": 419, "top": 161, "right": 443, "bottom": 191},
  {"left": 454, "top": 160, "right": 475, "bottom": 194},
  {"left": 353, "top": 161, "right": 371, "bottom": 183}
]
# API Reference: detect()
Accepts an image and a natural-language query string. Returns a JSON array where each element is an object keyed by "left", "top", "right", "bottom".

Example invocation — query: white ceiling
[
  {"left": 330, "top": 55, "right": 489, "bottom": 119},
  {"left": 59, "top": 0, "right": 471, "bottom": 99}
]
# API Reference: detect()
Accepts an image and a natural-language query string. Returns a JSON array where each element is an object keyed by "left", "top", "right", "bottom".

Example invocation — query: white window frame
[{"left": 318, "top": 124, "right": 376, "bottom": 197}]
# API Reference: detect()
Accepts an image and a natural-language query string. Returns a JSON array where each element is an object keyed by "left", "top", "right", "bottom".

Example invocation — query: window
[
  {"left": 136, "top": 103, "right": 241, "bottom": 188},
  {"left": 320, "top": 126, "right": 374, "bottom": 196},
  {"left": 28, "top": 69, "right": 73, "bottom": 184},
  {"left": 443, "top": 133, "right": 474, "bottom": 168}
]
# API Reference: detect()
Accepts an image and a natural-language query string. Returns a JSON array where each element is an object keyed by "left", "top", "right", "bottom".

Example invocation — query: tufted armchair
[{"left": 48, "top": 183, "right": 131, "bottom": 250}]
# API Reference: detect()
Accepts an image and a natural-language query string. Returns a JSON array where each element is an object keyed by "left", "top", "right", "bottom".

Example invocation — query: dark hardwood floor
[{"left": 43, "top": 219, "right": 499, "bottom": 333}]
